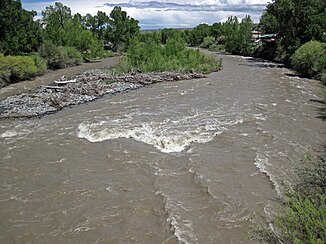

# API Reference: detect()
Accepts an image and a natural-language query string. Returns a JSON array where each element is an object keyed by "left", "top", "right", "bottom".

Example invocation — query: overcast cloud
[{"left": 22, "top": 0, "right": 269, "bottom": 29}]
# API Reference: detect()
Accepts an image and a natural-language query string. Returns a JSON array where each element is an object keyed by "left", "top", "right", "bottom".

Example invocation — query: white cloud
[{"left": 22, "top": 0, "right": 268, "bottom": 29}]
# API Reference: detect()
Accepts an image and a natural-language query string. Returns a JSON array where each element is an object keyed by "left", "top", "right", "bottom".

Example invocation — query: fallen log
[
  {"left": 41, "top": 85, "right": 65, "bottom": 90},
  {"left": 54, "top": 79, "right": 77, "bottom": 85}
]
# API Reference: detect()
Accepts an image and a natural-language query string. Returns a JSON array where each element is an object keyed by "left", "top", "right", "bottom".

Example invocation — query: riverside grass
[{"left": 113, "top": 36, "right": 222, "bottom": 74}]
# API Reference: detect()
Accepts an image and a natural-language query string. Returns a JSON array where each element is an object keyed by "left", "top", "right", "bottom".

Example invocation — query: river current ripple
[{"left": 0, "top": 55, "right": 324, "bottom": 243}]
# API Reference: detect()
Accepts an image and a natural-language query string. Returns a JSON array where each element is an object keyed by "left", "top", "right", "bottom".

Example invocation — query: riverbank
[{"left": 0, "top": 56, "right": 121, "bottom": 101}]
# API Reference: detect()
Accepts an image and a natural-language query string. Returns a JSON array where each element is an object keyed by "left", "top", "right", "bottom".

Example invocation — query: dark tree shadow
[
  {"left": 239, "top": 57, "right": 285, "bottom": 69},
  {"left": 310, "top": 98, "right": 326, "bottom": 121}
]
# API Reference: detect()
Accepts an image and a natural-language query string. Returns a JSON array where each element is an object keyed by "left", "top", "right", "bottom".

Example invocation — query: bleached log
[
  {"left": 42, "top": 85, "right": 65, "bottom": 89},
  {"left": 54, "top": 79, "right": 77, "bottom": 85}
]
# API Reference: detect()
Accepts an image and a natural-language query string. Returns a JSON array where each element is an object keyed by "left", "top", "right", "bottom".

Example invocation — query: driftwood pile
[{"left": 0, "top": 70, "right": 207, "bottom": 119}]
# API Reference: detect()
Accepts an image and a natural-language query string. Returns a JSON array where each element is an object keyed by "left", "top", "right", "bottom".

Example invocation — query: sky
[{"left": 21, "top": 0, "right": 269, "bottom": 30}]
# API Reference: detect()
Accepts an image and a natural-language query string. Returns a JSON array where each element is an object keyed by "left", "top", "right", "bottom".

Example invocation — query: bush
[
  {"left": 29, "top": 54, "right": 47, "bottom": 75},
  {"left": 209, "top": 44, "right": 226, "bottom": 53},
  {"left": 40, "top": 41, "right": 68, "bottom": 69},
  {"left": 0, "top": 54, "right": 38, "bottom": 85},
  {"left": 114, "top": 36, "right": 222, "bottom": 74},
  {"left": 291, "top": 41, "right": 326, "bottom": 78},
  {"left": 65, "top": 46, "right": 83, "bottom": 65},
  {"left": 201, "top": 36, "right": 215, "bottom": 48},
  {"left": 40, "top": 41, "right": 83, "bottom": 69},
  {"left": 278, "top": 193, "right": 325, "bottom": 243}
]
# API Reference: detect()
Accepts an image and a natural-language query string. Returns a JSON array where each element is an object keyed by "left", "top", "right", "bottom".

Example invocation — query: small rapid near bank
[{"left": 0, "top": 54, "right": 324, "bottom": 243}]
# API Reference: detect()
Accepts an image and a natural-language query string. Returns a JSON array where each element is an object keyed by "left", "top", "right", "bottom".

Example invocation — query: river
[{"left": 0, "top": 54, "right": 325, "bottom": 243}]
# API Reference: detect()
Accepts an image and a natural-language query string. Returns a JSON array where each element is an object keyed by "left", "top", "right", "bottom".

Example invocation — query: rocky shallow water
[{"left": 0, "top": 69, "right": 206, "bottom": 118}]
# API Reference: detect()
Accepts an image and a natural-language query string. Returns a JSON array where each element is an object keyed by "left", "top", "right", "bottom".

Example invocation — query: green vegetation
[
  {"left": 114, "top": 35, "right": 221, "bottom": 74},
  {"left": 176, "top": 16, "right": 255, "bottom": 57},
  {"left": 0, "top": 54, "right": 41, "bottom": 86},
  {"left": 171, "top": 0, "right": 326, "bottom": 81},
  {"left": 39, "top": 41, "right": 82, "bottom": 69},
  {"left": 250, "top": 155, "right": 326, "bottom": 243},
  {"left": 222, "top": 16, "right": 254, "bottom": 56},
  {"left": 106, "top": 6, "right": 140, "bottom": 51},
  {"left": 185, "top": 23, "right": 212, "bottom": 47},
  {"left": 259, "top": 0, "right": 325, "bottom": 62},
  {"left": 291, "top": 41, "right": 326, "bottom": 78},
  {"left": 0, "top": 1, "right": 140, "bottom": 86},
  {"left": 0, "top": 0, "right": 324, "bottom": 85},
  {"left": 0, "top": 0, "right": 42, "bottom": 55}
]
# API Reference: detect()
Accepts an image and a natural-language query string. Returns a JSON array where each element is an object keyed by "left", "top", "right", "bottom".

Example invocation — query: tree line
[
  {"left": 0, "top": 1, "right": 139, "bottom": 56},
  {"left": 0, "top": 0, "right": 140, "bottom": 86},
  {"left": 0, "top": 0, "right": 325, "bottom": 86}
]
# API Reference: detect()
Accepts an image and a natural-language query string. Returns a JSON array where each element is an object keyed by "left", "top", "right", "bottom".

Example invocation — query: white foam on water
[
  {"left": 78, "top": 121, "right": 226, "bottom": 153},
  {"left": 253, "top": 113, "right": 267, "bottom": 121},
  {"left": 77, "top": 112, "right": 245, "bottom": 154},
  {"left": 156, "top": 191, "right": 197, "bottom": 244},
  {"left": 254, "top": 154, "right": 282, "bottom": 196},
  {"left": 1, "top": 130, "right": 19, "bottom": 138}
]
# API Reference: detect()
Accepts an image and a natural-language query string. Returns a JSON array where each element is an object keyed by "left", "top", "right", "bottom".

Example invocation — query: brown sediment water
[{"left": 0, "top": 54, "right": 324, "bottom": 243}]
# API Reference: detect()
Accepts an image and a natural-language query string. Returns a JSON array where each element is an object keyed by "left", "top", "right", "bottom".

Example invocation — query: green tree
[
  {"left": 238, "top": 16, "right": 254, "bottom": 55},
  {"left": 259, "top": 11, "right": 279, "bottom": 34},
  {"left": 0, "top": 0, "right": 42, "bottom": 55},
  {"left": 106, "top": 6, "right": 140, "bottom": 51},
  {"left": 185, "top": 23, "right": 212, "bottom": 46},
  {"left": 84, "top": 11, "right": 109, "bottom": 40},
  {"left": 41, "top": 2, "right": 72, "bottom": 46},
  {"left": 291, "top": 40, "right": 326, "bottom": 78},
  {"left": 221, "top": 16, "right": 254, "bottom": 55},
  {"left": 211, "top": 22, "right": 222, "bottom": 41},
  {"left": 222, "top": 16, "right": 239, "bottom": 54},
  {"left": 260, "top": 0, "right": 326, "bottom": 61},
  {"left": 41, "top": 2, "right": 103, "bottom": 58},
  {"left": 161, "top": 28, "right": 184, "bottom": 44}
]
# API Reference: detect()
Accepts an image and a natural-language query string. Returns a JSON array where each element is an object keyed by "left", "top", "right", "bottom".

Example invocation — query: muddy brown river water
[{"left": 0, "top": 54, "right": 325, "bottom": 243}]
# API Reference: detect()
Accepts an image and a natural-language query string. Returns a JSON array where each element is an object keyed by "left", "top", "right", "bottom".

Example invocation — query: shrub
[
  {"left": 201, "top": 36, "right": 215, "bottom": 48},
  {"left": 209, "top": 44, "right": 226, "bottom": 53},
  {"left": 40, "top": 41, "right": 83, "bottom": 69},
  {"left": 276, "top": 192, "right": 325, "bottom": 243},
  {"left": 0, "top": 55, "right": 38, "bottom": 84},
  {"left": 319, "top": 73, "right": 326, "bottom": 86},
  {"left": 114, "top": 36, "right": 222, "bottom": 74},
  {"left": 291, "top": 41, "right": 326, "bottom": 78},
  {"left": 29, "top": 54, "right": 47, "bottom": 75},
  {"left": 40, "top": 41, "right": 69, "bottom": 69},
  {"left": 65, "top": 46, "right": 83, "bottom": 65}
]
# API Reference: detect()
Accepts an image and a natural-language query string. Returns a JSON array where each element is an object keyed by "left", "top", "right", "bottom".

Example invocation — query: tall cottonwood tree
[
  {"left": 106, "top": 6, "right": 140, "bottom": 51},
  {"left": 221, "top": 16, "right": 254, "bottom": 55},
  {"left": 41, "top": 2, "right": 72, "bottom": 46},
  {"left": 84, "top": 11, "right": 110, "bottom": 40},
  {"left": 41, "top": 2, "right": 103, "bottom": 57}
]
